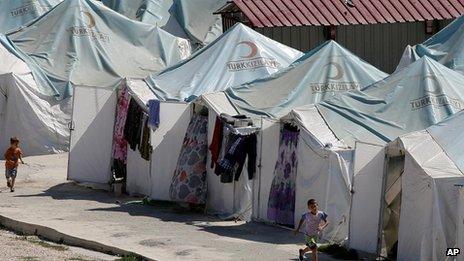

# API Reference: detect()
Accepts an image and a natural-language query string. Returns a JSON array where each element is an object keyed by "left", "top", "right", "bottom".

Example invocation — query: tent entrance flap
[
  {"left": 67, "top": 86, "right": 116, "bottom": 186},
  {"left": 349, "top": 142, "right": 385, "bottom": 255},
  {"left": 380, "top": 155, "right": 404, "bottom": 259}
]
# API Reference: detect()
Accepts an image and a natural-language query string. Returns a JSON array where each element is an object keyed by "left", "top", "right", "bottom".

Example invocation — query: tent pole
[
  {"left": 377, "top": 152, "right": 389, "bottom": 258},
  {"left": 257, "top": 116, "right": 264, "bottom": 220},
  {"left": 66, "top": 84, "right": 77, "bottom": 181}
]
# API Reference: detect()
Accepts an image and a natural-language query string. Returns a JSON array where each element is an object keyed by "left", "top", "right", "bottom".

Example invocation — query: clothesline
[{"left": 224, "top": 123, "right": 260, "bottom": 135}]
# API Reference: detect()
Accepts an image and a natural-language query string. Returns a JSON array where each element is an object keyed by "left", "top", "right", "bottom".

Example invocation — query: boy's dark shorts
[
  {"left": 305, "top": 235, "right": 318, "bottom": 250},
  {"left": 5, "top": 168, "right": 17, "bottom": 179}
]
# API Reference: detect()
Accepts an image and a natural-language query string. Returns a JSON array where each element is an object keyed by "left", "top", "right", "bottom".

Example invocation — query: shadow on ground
[
  {"left": 14, "top": 183, "right": 116, "bottom": 204},
  {"left": 14, "top": 182, "right": 301, "bottom": 245}
]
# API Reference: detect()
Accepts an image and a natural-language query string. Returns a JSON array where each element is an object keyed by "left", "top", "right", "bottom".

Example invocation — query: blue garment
[{"left": 147, "top": 99, "right": 160, "bottom": 129}]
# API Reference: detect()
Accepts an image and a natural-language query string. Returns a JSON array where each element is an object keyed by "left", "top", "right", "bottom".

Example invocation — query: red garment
[
  {"left": 4, "top": 147, "right": 22, "bottom": 170},
  {"left": 209, "top": 116, "right": 223, "bottom": 168}
]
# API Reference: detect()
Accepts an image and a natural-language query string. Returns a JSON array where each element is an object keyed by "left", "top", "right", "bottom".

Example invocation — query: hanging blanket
[
  {"left": 112, "top": 88, "right": 130, "bottom": 163},
  {"left": 169, "top": 113, "right": 208, "bottom": 204},
  {"left": 267, "top": 128, "right": 300, "bottom": 226}
]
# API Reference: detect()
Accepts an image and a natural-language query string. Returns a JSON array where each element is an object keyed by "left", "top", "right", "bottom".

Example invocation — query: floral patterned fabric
[
  {"left": 112, "top": 88, "right": 130, "bottom": 163},
  {"left": 169, "top": 113, "right": 208, "bottom": 204},
  {"left": 267, "top": 128, "right": 300, "bottom": 226}
]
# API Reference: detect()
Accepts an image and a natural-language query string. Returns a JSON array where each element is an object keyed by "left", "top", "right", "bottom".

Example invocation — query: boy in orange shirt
[{"left": 4, "top": 137, "right": 24, "bottom": 192}]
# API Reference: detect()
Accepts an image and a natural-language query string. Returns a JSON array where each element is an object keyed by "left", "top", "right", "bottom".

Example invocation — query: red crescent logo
[
  {"left": 237, "top": 41, "right": 258, "bottom": 59},
  {"left": 323, "top": 62, "right": 344, "bottom": 80},
  {"left": 81, "top": 11, "right": 96, "bottom": 28}
]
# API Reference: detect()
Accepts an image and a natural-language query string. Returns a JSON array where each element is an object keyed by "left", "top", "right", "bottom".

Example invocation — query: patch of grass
[
  {"left": 117, "top": 253, "right": 143, "bottom": 261},
  {"left": 21, "top": 257, "right": 39, "bottom": 261},
  {"left": 67, "top": 257, "right": 94, "bottom": 261},
  {"left": 318, "top": 244, "right": 359, "bottom": 260},
  {"left": 20, "top": 236, "right": 69, "bottom": 252},
  {"left": 35, "top": 240, "right": 69, "bottom": 251}
]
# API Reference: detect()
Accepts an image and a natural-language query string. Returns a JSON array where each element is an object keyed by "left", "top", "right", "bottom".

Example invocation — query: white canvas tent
[
  {"left": 283, "top": 106, "right": 353, "bottom": 243},
  {"left": 316, "top": 57, "right": 464, "bottom": 256},
  {"left": 0, "top": 36, "right": 70, "bottom": 156},
  {"left": 196, "top": 40, "right": 386, "bottom": 225},
  {"left": 122, "top": 23, "right": 302, "bottom": 204},
  {"left": 244, "top": 56, "right": 464, "bottom": 246},
  {"left": 124, "top": 79, "right": 191, "bottom": 201},
  {"left": 198, "top": 93, "right": 255, "bottom": 220},
  {"left": 46, "top": 0, "right": 191, "bottom": 186},
  {"left": 382, "top": 110, "right": 464, "bottom": 260}
]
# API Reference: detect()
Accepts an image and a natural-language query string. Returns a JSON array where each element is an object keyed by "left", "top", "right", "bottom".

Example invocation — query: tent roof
[
  {"left": 0, "top": 35, "right": 30, "bottom": 75},
  {"left": 416, "top": 15, "right": 464, "bottom": 74},
  {"left": 316, "top": 56, "right": 464, "bottom": 147},
  {"left": 146, "top": 23, "right": 303, "bottom": 102},
  {"left": 426, "top": 109, "right": 464, "bottom": 175},
  {"left": 397, "top": 15, "right": 464, "bottom": 73},
  {"left": 222, "top": 40, "right": 387, "bottom": 118},
  {"left": 101, "top": 0, "right": 188, "bottom": 40},
  {"left": 287, "top": 105, "right": 347, "bottom": 150},
  {"left": 102, "top": 0, "right": 225, "bottom": 46},
  {"left": 174, "top": 0, "right": 226, "bottom": 46},
  {"left": 7, "top": 0, "right": 191, "bottom": 98},
  {"left": 0, "top": 0, "right": 62, "bottom": 34},
  {"left": 391, "top": 130, "right": 464, "bottom": 179}
]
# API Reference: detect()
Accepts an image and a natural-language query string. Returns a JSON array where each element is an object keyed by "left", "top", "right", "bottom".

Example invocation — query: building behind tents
[{"left": 215, "top": 0, "right": 464, "bottom": 73}]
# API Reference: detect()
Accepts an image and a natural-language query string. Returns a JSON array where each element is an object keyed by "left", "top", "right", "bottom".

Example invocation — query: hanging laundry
[
  {"left": 214, "top": 123, "right": 230, "bottom": 176},
  {"left": 209, "top": 116, "right": 223, "bottom": 169},
  {"left": 139, "top": 113, "right": 151, "bottom": 161},
  {"left": 147, "top": 99, "right": 160, "bottom": 129},
  {"left": 169, "top": 113, "right": 208, "bottom": 204},
  {"left": 267, "top": 126, "right": 300, "bottom": 226},
  {"left": 112, "top": 88, "right": 130, "bottom": 163},
  {"left": 216, "top": 132, "right": 257, "bottom": 183},
  {"left": 124, "top": 99, "right": 143, "bottom": 151}
]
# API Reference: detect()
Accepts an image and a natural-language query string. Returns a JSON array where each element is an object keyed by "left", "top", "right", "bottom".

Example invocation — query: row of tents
[{"left": 1, "top": 0, "right": 464, "bottom": 260}]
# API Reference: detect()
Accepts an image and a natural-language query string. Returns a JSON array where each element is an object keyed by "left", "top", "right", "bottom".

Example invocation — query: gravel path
[{"left": 0, "top": 229, "right": 117, "bottom": 261}]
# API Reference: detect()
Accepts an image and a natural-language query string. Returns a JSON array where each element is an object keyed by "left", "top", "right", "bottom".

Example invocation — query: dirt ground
[{"left": 0, "top": 228, "right": 117, "bottom": 261}]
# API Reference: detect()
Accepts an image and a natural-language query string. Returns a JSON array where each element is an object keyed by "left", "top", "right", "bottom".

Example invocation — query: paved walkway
[{"left": 0, "top": 153, "right": 339, "bottom": 261}]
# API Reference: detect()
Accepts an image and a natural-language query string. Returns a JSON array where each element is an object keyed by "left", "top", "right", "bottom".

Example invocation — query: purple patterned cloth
[
  {"left": 112, "top": 88, "right": 130, "bottom": 163},
  {"left": 267, "top": 128, "right": 300, "bottom": 226},
  {"left": 169, "top": 113, "right": 208, "bottom": 204}
]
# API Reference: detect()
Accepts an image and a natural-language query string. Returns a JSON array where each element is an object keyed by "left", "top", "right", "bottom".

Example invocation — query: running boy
[
  {"left": 4, "top": 137, "right": 24, "bottom": 192},
  {"left": 294, "top": 199, "right": 329, "bottom": 261}
]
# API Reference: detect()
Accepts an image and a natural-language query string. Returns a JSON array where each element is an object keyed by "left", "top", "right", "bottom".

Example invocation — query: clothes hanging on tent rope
[
  {"left": 216, "top": 132, "right": 257, "bottom": 183},
  {"left": 209, "top": 116, "right": 223, "bottom": 169},
  {"left": 209, "top": 113, "right": 255, "bottom": 169},
  {"left": 124, "top": 99, "right": 143, "bottom": 151},
  {"left": 169, "top": 113, "right": 208, "bottom": 204},
  {"left": 112, "top": 87, "right": 130, "bottom": 163},
  {"left": 208, "top": 113, "right": 257, "bottom": 183},
  {"left": 267, "top": 125, "right": 300, "bottom": 226},
  {"left": 214, "top": 124, "right": 231, "bottom": 176},
  {"left": 147, "top": 99, "right": 160, "bottom": 129},
  {"left": 139, "top": 113, "right": 151, "bottom": 161}
]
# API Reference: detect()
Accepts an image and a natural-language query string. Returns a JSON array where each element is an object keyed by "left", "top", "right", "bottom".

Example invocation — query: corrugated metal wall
[{"left": 255, "top": 20, "right": 453, "bottom": 73}]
